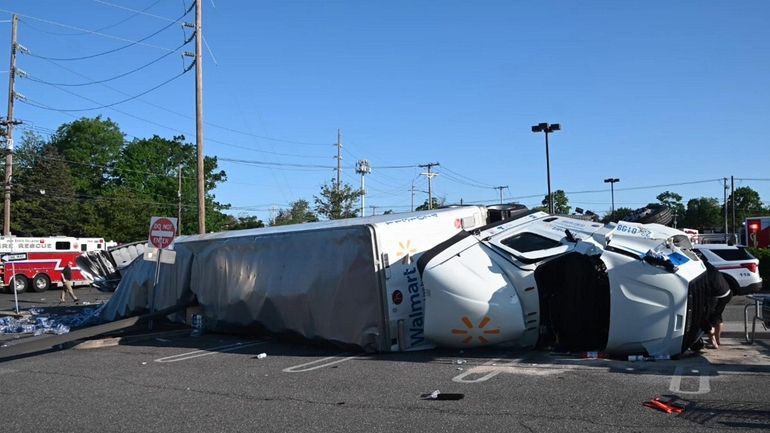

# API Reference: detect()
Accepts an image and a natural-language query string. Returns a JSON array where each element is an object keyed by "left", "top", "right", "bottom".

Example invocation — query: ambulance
[{"left": 0, "top": 236, "right": 109, "bottom": 293}]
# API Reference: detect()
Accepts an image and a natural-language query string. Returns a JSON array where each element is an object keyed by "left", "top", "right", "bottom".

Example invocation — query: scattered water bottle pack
[{"left": 0, "top": 304, "right": 103, "bottom": 336}]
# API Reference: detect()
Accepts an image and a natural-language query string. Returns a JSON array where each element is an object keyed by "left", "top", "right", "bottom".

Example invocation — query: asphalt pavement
[{"left": 1, "top": 288, "right": 769, "bottom": 432}]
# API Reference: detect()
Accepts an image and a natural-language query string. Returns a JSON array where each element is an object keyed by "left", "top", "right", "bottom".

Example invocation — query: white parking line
[
  {"left": 154, "top": 341, "right": 268, "bottom": 363},
  {"left": 282, "top": 354, "right": 360, "bottom": 373},
  {"left": 669, "top": 366, "right": 711, "bottom": 394},
  {"left": 453, "top": 358, "right": 516, "bottom": 383}
]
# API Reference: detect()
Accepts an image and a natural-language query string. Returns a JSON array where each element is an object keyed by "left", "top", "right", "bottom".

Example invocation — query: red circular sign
[
  {"left": 149, "top": 218, "right": 176, "bottom": 249},
  {"left": 392, "top": 290, "right": 403, "bottom": 305}
]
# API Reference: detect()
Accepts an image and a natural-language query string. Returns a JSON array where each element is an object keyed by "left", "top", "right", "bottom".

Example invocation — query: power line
[
  {"left": 21, "top": 0, "right": 165, "bottom": 36},
  {"left": 24, "top": 8, "right": 190, "bottom": 61},
  {"left": 91, "top": 0, "right": 174, "bottom": 23},
  {"left": 0, "top": 8, "right": 179, "bottom": 53},
  {"left": 92, "top": 0, "right": 220, "bottom": 64},
  {"left": 441, "top": 165, "right": 495, "bottom": 189},
  {"left": 21, "top": 65, "right": 192, "bottom": 112},
  {"left": 25, "top": 41, "right": 187, "bottom": 86}
]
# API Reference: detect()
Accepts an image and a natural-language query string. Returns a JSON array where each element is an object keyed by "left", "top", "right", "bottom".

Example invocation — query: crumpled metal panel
[{"left": 98, "top": 248, "right": 195, "bottom": 323}]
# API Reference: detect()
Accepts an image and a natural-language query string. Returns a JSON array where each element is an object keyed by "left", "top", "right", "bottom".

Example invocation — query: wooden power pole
[
  {"left": 3, "top": 15, "right": 18, "bottom": 236},
  {"left": 195, "top": 1, "right": 205, "bottom": 234},
  {"left": 418, "top": 162, "right": 440, "bottom": 210}
]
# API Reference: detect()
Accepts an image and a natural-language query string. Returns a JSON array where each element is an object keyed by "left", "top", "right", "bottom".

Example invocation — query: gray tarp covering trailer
[{"left": 97, "top": 207, "right": 488, "bottom": 352}]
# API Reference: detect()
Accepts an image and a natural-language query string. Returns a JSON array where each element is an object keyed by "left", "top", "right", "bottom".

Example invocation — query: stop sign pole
[{"left": 147, "top": 216, "right": 177, "bottom": 330}]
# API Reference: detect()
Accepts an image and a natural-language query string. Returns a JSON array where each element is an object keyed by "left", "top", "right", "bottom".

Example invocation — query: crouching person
[{"left": 702, "top": 262, "right": 732, "bottom": 349}]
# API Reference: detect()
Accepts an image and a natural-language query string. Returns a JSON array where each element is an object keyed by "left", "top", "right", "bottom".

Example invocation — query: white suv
[{"left": 693, "top": 244, "right": 763, "bottom": 295}]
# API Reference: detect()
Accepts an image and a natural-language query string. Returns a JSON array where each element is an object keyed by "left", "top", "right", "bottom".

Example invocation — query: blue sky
[{"left": 1, "top": 1, "right": 769, "bottom": 224}]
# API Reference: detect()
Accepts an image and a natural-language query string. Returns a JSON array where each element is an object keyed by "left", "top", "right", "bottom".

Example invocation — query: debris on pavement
[
  {"left": 420, "top": 390, "right": 464, "bottom": 400},
  {"left": 643, "top": 397, "right": 685, "bottom": 414},
  {"left": 0, "top": 304, "right": 105, "bottom": 336}
]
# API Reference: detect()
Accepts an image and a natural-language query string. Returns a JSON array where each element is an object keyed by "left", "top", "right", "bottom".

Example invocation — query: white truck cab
[{"left": 418, "top": 210, "right": 708, "bottom": 357}]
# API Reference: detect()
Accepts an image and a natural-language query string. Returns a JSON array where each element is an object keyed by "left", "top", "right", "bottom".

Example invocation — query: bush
[{"left": 747, "top": 247, "right": 770, "bottom": 292}]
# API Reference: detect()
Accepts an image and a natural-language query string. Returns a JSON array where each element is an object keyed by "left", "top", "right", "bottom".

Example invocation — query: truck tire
[
  {"left": 11, "top": 275, "right": 28, "bottom": 294},
  {"left": 31, "top": 274, "right": 51, "bottom": 292},
  {"left": 626, "top": 206, "right": 673, "bottom": 226}
]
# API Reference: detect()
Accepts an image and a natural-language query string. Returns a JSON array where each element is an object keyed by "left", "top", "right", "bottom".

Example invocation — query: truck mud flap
[{"left": 534, "top": 253, "right": 610, "bottom": 351}]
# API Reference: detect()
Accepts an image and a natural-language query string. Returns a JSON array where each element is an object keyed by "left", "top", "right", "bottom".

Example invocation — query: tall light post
[
  {"left": 603, "top": 178, "right": 620, "bottom": 221},
  {"left": 531, "top": 122, "right": 560, "bottom": 214},
  {"left": 356, "top": 159, "right": 371, "bottom": 217}
]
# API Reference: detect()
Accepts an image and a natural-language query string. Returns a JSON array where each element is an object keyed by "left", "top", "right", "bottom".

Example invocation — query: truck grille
[{"left": 682, "top": 270, "right": 709, "bottom": 352}]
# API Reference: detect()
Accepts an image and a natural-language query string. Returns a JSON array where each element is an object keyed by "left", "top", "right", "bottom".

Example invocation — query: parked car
[{"left": 693, "top": 244, "right": 763, "bottom": 295}]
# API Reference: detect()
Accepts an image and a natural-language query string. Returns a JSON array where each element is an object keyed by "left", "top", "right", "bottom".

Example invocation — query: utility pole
[
  {"left": 410, "top": 180, "right": 415, "bottom": 212},
  {"left": 723, "top": 177, "right": 728, "bottom": 242},
  {"left": 335, "top": 129, "right": 342, "bottom": 192},
  {"left": 3, "top": 15, "right": 19, "bottom": 236},
  {"left": 731, "top": 175, "right": 735, "bottom": 244},
  {"left": 355, "top": 160, "right": 371, "bottom": 217},
  {"left": 194, "top": 0, "right": 205, "bottom": 234},
  {"left": 493, "top": 186, "right": 508, "bottom": 204},
  {"left": 177, "top": 164, "right": 182, "bottom": 235},
  {"left": 369, "top": 205, "right": 377, "bottom": 216},
  {"left": 419, "top": 162, "right": 440, "bottom": 210}
]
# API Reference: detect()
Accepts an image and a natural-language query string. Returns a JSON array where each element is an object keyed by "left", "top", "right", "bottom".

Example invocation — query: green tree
[
  {"left": 273, "top": 199, "right": 318, "bottom": 226},
  {"left": 601, "top": 207, "right": 635, "bottom": 224},
  {"left": 541, "top": 190, "right": 571, "bottom": 214},
  {"left": 106, "top": 135, "right": 228, "bottom": 240},
  {"left": 314, "top": 181, "right": 362, "bottom": 220},
  {"left": 13, "top": 130, "right": 46, "bottom": 172},
  {"left": 10, "top": 146, "right": 78, "bottom": 236},
  {"left": 50, "top": 116, "right": 124, "bottom": 194},
  {"left": 656, "top": 191, "right": 685, "bottom": 221},
  {"left": 728, "top": 186, "right": 764, "bottom": 228},
  {"left": 415, "top": 197, "right": 446, "bottom": 211},
  {"left": 230, "top": 215, "right": 265, "bottom": 230},
  {"left": 684, "top": 197, "right": 722, "bottom": 230}
]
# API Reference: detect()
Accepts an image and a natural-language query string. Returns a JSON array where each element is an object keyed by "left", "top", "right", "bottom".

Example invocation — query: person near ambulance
[{"left": 59, "top": 261, "right": 79, "bottom": 304}]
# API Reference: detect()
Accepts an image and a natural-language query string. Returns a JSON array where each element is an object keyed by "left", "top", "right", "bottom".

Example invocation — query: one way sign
[{"left": 1, "top": 253, "right": 27, "bottom": 262}]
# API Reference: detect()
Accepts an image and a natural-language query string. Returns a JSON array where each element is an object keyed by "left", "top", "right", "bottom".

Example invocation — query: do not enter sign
[{"left": 149, "top": 216, "right": 178, "bottom": 249}]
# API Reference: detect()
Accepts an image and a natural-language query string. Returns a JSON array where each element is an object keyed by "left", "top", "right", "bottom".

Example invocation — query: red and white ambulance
[{"left": 0, "top": 236, "right": 109, "bottom": 293}]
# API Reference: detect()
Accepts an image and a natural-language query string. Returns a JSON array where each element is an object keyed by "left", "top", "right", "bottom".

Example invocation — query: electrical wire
[
  {"left": 25, "top": 8, "right": 190, "bottom": 61},
  {"left": 21, "top": 65, "right": 192, "bottom": 112},
  {"left": 441, "top": 165, "right": 496, "bottom": 189},
  {"left": 1, "top": 8, "right": 179, "bottom": 53},
  {"left": 92, "top": 0, "right": 175, "bottom": 23},
  {"left": 25, "top": 42, "right": 187, "bottom": 86},
  {"left": 23, "top": 0, "right": 164, "bottom": 36}
]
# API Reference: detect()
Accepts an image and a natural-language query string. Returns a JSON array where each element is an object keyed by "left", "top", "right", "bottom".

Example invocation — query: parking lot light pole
[
  {"left": 604, "top": 178, "right": 620, "bottom": 220},
  {"left": 531, "top": 122, "right": 560, "bottom": 214}
]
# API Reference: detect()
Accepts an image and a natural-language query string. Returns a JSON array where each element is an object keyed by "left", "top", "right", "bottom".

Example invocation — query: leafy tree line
[
  {"left": 4, "top": 117, "right": 253, "bottom": 242},
  {"left": 2, "top": 117, "right": 371, "bottom": 241},
  {"left": 594, "top": 188, "right": 768, "bottom": 230},
  {"left": 5, "top": 117, "right": 767, "bottom": 240}
]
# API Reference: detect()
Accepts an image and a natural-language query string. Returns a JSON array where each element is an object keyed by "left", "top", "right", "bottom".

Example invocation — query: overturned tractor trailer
[
  {"left": 100, "top": 206, "right": 709, "bottom": 357},
  {"left": 418, "top": 211, "right": 710, "bottom": 357},
  {"left": 102, "top": 206, "right": 490, "bottom": 352}
]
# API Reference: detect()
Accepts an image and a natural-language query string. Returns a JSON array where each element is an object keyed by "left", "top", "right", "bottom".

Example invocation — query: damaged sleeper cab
[{"left": 417, "top": 211, "right": 708, "bottom": 357}]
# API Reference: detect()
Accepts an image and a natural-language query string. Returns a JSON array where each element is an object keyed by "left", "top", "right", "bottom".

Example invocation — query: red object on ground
[{"left": 643, "top": 398, "right": 685, "bottom": 414}]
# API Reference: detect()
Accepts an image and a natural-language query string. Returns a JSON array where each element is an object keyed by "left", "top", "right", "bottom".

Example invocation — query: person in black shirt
[
  {"left": 59, "top": 261, "right": 79, "bottom": 304},
  {"left": 702, "top": 262, "right": 732, "bottom": 349}
]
